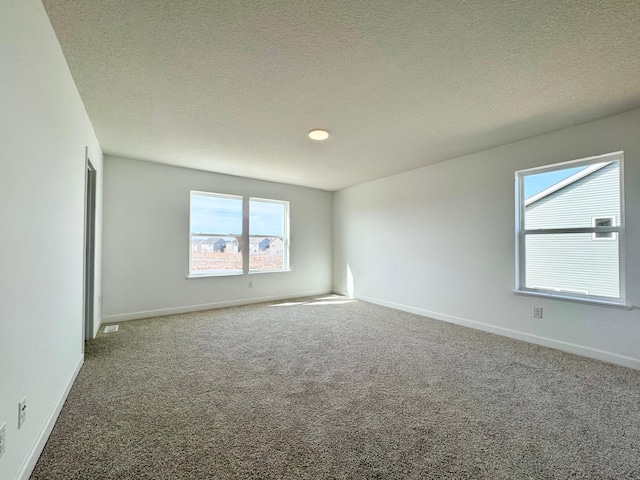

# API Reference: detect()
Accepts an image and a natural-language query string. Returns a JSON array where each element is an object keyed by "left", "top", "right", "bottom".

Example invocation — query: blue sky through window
[
  {"left": 524, "top": 166, "right": 587, "bottom": 199},
  {"left": 190, "top": 194, "right": 285, "bottom": 235},
  {"left": 191, "top": 194, "right": 242, "bottom": 234},
  {"left": 250, "top": 200, "right": 285, "bottom": 236}
]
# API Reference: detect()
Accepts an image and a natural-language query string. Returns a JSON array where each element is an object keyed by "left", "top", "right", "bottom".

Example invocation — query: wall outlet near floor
[
  {"left": 18, "top": 398, "right": 27, "bottom": 429},
  {"left": 533, "top": 306, "right": 543, "bottom": 319},
  {"left": 248, "top": 281, "right": 253, "bottom": 288},
  {"left": 0, "top": 422, "right": 5, "bottom": 458}
]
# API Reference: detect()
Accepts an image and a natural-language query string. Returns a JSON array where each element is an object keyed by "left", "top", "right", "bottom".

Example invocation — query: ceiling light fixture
[{"left": 308, "top": 129, "right": 329, "bottom": 141}]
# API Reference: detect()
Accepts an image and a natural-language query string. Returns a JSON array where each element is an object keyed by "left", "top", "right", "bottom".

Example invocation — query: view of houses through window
[
  {"left": 190, "top": 192, "right": 243, "bottom": 274},
  {"left": 516, "top": 152, "right": 623, "bottom": 302},
  {"left": 189, "top": 191, "right": 289, "bottom": 276},
  {"left": 249, "top": 198, "right": 289, "bottom": 272}
]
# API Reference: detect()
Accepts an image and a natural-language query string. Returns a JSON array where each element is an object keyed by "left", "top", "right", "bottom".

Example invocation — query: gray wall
[
  {"left": 333, "top": 108, "right": 640, "bottom": 368},
  {"left": 102, "top": 156, "right": 333, "bottom": 321},
  {"left": 0, "top": 1, "right": 104, "bottom": 478}
]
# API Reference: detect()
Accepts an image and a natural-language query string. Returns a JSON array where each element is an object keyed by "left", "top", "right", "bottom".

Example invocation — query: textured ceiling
[{"left": 43, "top": 0, "right": 640, "bottom": 191}]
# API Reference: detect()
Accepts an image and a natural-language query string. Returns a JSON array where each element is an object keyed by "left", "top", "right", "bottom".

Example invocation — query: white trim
[
  {"left": 332, "top": 288, "right": 351, "bottom": 297},
  {"left": 355, "top": 294, "right": 640, "bottom": 370},
  {"left": 17, "top": 355, "right": 84, "bottom": 480},
  {"left": 101, "top": 290, "right": 332, "bottom": 322},
  {"left": 186, "top": 271, "right": 243, "bottom": 279},
  {"left": 248, "top": 268, "right": 291, "bottom": 275},
  {"left": 94, "top": 315, "right": 102, "bottom": 339},
  {"left": 513, "top": 289, "right": 631, "bottom": 309},
  {"left": 523, "top": 226, "right": 619, "bottom": 235}
]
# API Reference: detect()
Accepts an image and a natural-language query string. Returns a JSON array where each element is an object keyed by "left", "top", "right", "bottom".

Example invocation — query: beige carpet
[{"left": 32, "top": 296, "right": 640, "bottom": 479}]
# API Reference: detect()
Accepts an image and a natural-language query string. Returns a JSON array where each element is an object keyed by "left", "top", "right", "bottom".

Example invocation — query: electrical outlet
[
  {"left": 0, "top": 423, "right": 6, "bottom": 458},
  {"left": 533, "top": 306, "right": 543, "bottom": 319},
  {"left": 248, "top": 281, "right": 253, "bottom": 288},
  {"left": 18, "top": 398, "right": 27, "bottom": 429}
]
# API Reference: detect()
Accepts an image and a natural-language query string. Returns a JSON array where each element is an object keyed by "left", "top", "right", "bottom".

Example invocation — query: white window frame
[
  {"left": 188, "top": 191, "right": 244, "bottom": 278},
  {"left": 591, "top": 216, "right": 617, "bottom": 241},
  {"left": 249, "top": 197, "right": 290, "bottom": 273},
  {"left": 514, "top": 151, "right": 627, "bottom": 307}
]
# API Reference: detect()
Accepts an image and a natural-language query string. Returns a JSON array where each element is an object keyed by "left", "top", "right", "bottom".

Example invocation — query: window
[
  {"left": 592, "top": 216, "right": 616, "bottom": 240},
  {"left": 249, "top": 198, "right": 289, "bottom": 272},
  {"left": 189, "top": 192, "right": 290, "bottom": 277},
  {"left": 515, "top": 151, "right": 625, "bottom": 304},
  {"left": 189, "top": 192, "right": 243, "bottom": 276}
]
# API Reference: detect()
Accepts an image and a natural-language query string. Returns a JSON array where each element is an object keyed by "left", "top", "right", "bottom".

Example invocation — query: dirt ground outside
[{"left": 192, "top": 252, "right": 284, "bottom": 272}]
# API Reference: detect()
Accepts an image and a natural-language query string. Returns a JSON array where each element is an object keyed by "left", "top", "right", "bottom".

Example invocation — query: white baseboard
[
  {"left": 17, "top": 355, "right": 84, "bottom": 480},
  {"left": 101, "top": 290, "right": 333, "bottom": 323},
  {"left": 92, "top": 316, "right": 102, "bottom": 339},
  {"left": 356, "top": 294, "right": 640, "bottom": 371}
]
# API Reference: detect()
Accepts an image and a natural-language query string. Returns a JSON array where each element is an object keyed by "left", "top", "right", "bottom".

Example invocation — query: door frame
[{"left": 83, "top": 147, "right": 97, "bottom": 344}]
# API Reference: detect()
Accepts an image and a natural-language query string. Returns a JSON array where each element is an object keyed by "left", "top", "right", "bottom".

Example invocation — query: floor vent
[{"left": 103, "top": 325, "right": 119, "bottom": 333}]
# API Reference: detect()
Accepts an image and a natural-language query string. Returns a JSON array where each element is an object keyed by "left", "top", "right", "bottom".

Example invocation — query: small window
[
  {"left": 189, "top": 191, "right": 243, "bottom": 276},
  {"left": 249, "top": 198, "right": 289, "bottom": 272},
  {"left": 515, "top": 152, "right": 625, "bottom": 304},
  {"left": 592, "top": 216, "right": 616, "bottom": 240}
]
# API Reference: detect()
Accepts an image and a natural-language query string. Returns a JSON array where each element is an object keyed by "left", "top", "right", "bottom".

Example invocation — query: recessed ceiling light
[{"left": 308, "top": 129, "right": 329, "bottom": 141}]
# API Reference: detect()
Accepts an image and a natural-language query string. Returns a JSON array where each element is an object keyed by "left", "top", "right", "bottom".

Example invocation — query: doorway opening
[{"left": 83, "top": 148, "right": 97, "bottom": 344}]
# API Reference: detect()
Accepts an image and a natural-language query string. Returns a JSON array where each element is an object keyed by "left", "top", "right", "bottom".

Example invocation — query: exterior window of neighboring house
[
  {"left": 592, "top": 216, "right": 617, "bottom": 240},
  {"left": 189, "top": 191, "right": 243, "bottom": 276},
  {"left": 249, "top": 198, "right": 290, "bottom": 272},
  {"left": 515, "top": 151, "right": 625, "bottom": 304}
]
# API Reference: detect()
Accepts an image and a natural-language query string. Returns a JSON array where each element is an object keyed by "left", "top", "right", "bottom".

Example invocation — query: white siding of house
[
  {"left": 524, "top": 162, "right": 620, "bottom": 297},
  {"left": 269, "top": 238, "right": 285, "bottom": 256}
]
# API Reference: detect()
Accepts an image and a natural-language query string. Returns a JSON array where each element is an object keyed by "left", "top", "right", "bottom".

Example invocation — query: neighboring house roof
[
  {"left": 525, "top": 161, "right": 612, "bottom": 207},
  {"left": 200, "top": 238, "right": 224, "bottom": 245}
]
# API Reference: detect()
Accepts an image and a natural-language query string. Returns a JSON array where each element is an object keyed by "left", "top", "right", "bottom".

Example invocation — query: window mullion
[
  {"left": 242, "top": 197, "right": 249, "bottom": 274},
  {"left": 523, "top": 227, "right": 619, "bottom": 235}
]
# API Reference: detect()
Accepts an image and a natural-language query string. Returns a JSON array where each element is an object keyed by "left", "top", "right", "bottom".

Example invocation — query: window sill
[
  {"left": 186, "top": 271, "right": 243, "bottom": 279},
  {"left": 513, "top": 289, "right": 632, "bottom": 310},
  {"left": 249, "top": 269, "right": 291, "bottom": 275}
]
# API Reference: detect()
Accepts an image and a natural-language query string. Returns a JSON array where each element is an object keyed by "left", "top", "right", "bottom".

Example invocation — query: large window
[
  {"left": 189, "top": 192, "right": 243, "bottom": 276},
  {"left": 249, "top": 198, "right": 289, "bottom": 272},
  {"left": 189, "top": 192, "right": 290, "bottom": 277},
  {"left": 515, "top": 152, "right": 625, "bottom": 305}
]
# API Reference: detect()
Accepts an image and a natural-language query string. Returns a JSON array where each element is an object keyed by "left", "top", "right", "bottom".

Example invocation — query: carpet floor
[{"left": 32, "top": 296, "right": 640, "bottom": 479}]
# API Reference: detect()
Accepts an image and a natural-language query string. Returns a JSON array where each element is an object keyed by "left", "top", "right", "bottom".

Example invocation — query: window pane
[
  {"left": 191, "top": 193, "right": 242, "bottom": 235},
  {"left": 593, "top": 217, "right": 616, "bottom": 239},
  {"left": 190, "top": 192, "right": 243, "bottom": 274},
  {"left": 250, "top": 200, "right": 284, "bottom": 236},
  {"left": 524, "top": 161, "right": 619, "bottom": 230},
  {"left": 525, "top": 233, "right": 619, "bottom": 298},
  {"left": 249, "top": 198, "right": 288, "bottom": 272},
  {"left": 249, "top": 236, "right": 285, "bottom": 271},
  {"left": 191, "top": 235, "right": 242, "bottom": 273}
]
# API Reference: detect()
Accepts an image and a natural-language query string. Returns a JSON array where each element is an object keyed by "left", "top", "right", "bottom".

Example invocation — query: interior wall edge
[{"left": 16, "top": 355, "right": 84, "bottom": 480}]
